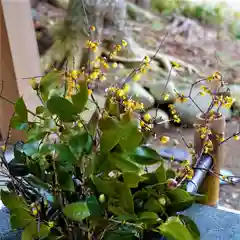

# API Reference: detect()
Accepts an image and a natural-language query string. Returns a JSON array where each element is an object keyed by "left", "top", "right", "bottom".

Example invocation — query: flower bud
[{"left": 99, "top": 194, "right": 106, "bottom": 203}]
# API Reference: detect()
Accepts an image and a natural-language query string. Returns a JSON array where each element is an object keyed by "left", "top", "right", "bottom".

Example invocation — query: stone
[
  {"left": 128, "top": 82, "right": 155, "bottom": 109},
  {"left": 147, "top": 79, "right": 177, "bottom": 103},
  {"left": 146, "top": 108, "right": 170, "bottom": 129},
  {"left": 232, "top": 192, "right": 239, "bottom": 200},
  {"left": 102, "top": 37, "right": 147, "bottom": 68},
  {"left": 175, "top": 87, "right": 232, "bottom": 125},
  {"left": 228, "top": 84, "right": 240, "bottom": 106}
]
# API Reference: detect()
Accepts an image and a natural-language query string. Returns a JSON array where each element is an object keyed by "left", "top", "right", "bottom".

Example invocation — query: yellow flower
[
  {"left": 133, "top": 73, "right": 141, "bottom": 81},
  {"left": 117, "top": 89, "right": 124, "bottom": 97},
  {"left": 176, "top": 93, "right": 188, "bottom": 103},
  {"left": 213, "top": 71, "right": 222, "bottom": 81},
  {"left": 163, "top": 93, "right": 170, "bottom": 101},
  {"left": 140, "top": 120, "right": 145, "bottom": 128},
  {"left": 99, "top": 75, "right": 106, "bottom": 81},
  {"left": 71, "top": 70, "right": 79, "bottom": 79},
  {"left": 199, "top": 91, "right": 205, "bottom": 96},
  {"left": 160, "top": 136, "right": 170, "bottom": 144},
  {"left": 140, "top": 66, "right": 147, "bottom": 74},
  {"left": 172, "top": 61, "right": 180, "bottom": 69},
  {"left": 123, "top": 84, "right": 130, "bottom": 93},
  {"left": 88, "top": 89, "right": 92, "bottom": 96},
  {"left": 143, "top": 113, "right": 152, "bottom": 122},
  {"left": 186, "top": 166, "right": 194, "bottom": 180},
  {"left": 0, "top": 145, "right": 6, "bottom": 151},
  {"left": 102, "top": 62, "right": 109, "bottom": 69},
  {"left": 122, "top": 40, "right": 128, "bottom": 47},
  {"left": 135, "top": 102, "right": 144, "bottom": 110},
  {"left": 234, "top": 135, "right": 239, "bottom": 141},
  {"left": 90, "top": 25, "right": 96, "bottom": 31},
  {"left": 144, "top": 56, "right": 150, "bottom": 63},
  {"left": 48, "top": 221, "right": 54, "bottom": 228},
  {"left": 77, "top": 121, "right": 83, "bottom": 128},
  {"left": 29, "top": 77, "right": 38, "bottom": 90},
  {"left": 112, "top": 62, "right": 118, "bottom": 68},
  {"left": 32, "top": 207, "right": 38, "bottom": 216},
  {"left": 109, "top": 51, "right": 117, "bottom": 59},
  {"left": 115, "top": 44, "right": 122, "bottom": 52}
]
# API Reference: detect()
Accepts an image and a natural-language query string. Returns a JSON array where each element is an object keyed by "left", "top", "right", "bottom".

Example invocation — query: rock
[
  {"left": 128, "top": 82, "right": 155, "bottom": 109},
  {"left": 146, "top": 79, "right": 177, "bottom": 103},
  {"left": 102, "top": 37, "right": 147, "bottom": 69},
  {"left": 232, "top": 192, "right": 239, "bottom": 200},
  {"left": 146, "top": 108, "right": 170, "bottom": 129},
  {"left": 228, "top": 84, "right": 240, "bottom": 106},
  {"left": 175, "top": 88, "right": 232, "bottom": 125}
]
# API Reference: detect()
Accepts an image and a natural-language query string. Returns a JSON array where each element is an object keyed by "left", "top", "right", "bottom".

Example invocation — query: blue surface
[
  {"left": 158, "top": 147, "right": 191, "bottom": 163},
  {"left": 1, "top": 204, "right": 240, "bottom": 239},
  {"left": 184, "top": 204, "right": 240, "bottom": 240}
]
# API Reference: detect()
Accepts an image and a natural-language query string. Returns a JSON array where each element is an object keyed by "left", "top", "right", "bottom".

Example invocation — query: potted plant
[{"left": 0, "top": 40, "right": 200, "bottom": 240}]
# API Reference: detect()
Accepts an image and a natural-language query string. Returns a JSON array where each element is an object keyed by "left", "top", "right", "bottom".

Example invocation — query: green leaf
[
  {"left": 47, "top": 96, "right": 78, "bottom": 122},
  {"left": 91, "top": 176, "right": 123, "bottom": 197},
  {"left": 22, "top": 221, "right": 50, "bottom": 240},
  {"left": 119, "top": 185, "right": 135, "bottom": 215},
  {"left": 27, "top": 126, "right": 46, "bottom": 141},
  {"left": 166, "top": 189, "right": 194, "bottom": 212},
  {"left": 25, "top": 175, "right": 49, "bottom": 190},
  {"left": 57, "top": 168, "right": 75, "bottom": 192},
  {"left": 39, "top": 71, "right": 61, "bottom": 102},
  {"left": 129, "top": 146, "right": 162, "bottom": 165},
  {"left": 54, "top": 144, "right": 77, "bottom": 164},
  {"left": 8, "top": 158, "right": 29, "bottom": 177},
  {"left": 179, "top": 215, "right": 200, "bottom": 240},
  {"left": 108, "top": 206, "right": 136, "bottom": 221},
  {"left": 72, "top": 80, "right": 88, "bottom": 113},
  {"left": 156, "top": 164, "right": 166, "bottom": 183},
  {"left": 35, "top": 106, "right": 45, "bottom": 115},
  {"left": 0, "top": 190, "right": 27, "bottom": 210},
  {"left": 15, "top": 97, "right": 28, "bottom": 121},
  {"left": 166, "top": 169, "right": 176, "bottom": 179},
  {"left": 100, "top": 129, "right": 121, "bottom": 153},
  {"left": 139, "top": 212, "right": 159, "bottom": 223},
  {"left": 105, "top": 96, "right": 120, "bottom": 117},
  {"left": 159, "top": 216, "right": 194, "bottom": 240},
  {"left": 99, "top": 116, "right": 119, "bottom": 131},
  {"left": 87, "top": 196, "right": 103, "bottom": 217},
  {"left": 108, "top": 153, "right": 142, "bottom": 173},
  {"left": 104, "top": 230, "right": 136, "bottom": 240},
  {"left": 69, "top": 132, "right": 93, "bottom": 158},
  {"left": 119, "top": 121, "right": 142, "bottom": 152},
  {"left": 63, "top": 202, "right": 91, "bottom": 221},
  {"left": 10, "top": 208, "right": 35, "bottom": 229},
  {"left": 10, "top": 116, "right": 28, "bottom": 130},
  {"left": 122, "top": 172, "right": 144, "bottom": 188},
  {"left": 144, "top": 198, "right": 163, "bottom": 213},
  {"left": 23, "top": 141, "right": 39, "bottom": 156}
]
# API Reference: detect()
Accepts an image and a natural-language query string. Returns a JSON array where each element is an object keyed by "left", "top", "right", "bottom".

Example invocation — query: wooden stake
[{"left": 194, "top": 113, "right": 226, "bottom": 206}]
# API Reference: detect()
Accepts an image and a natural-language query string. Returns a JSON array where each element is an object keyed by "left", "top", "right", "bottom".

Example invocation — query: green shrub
[{"left": 0, "top": 38, "right": 201, "bottom": 240}]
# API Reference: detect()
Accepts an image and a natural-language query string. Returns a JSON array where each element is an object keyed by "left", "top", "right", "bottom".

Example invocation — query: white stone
[
  {"left": 146, "top": 108, "right": 170, "bottom": 129},
  {"left": 148, "top": 80, "right": 177, "bottom": 103},
  {"left": 128, "top": 82, "right": 155, "bottom": 109}
]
